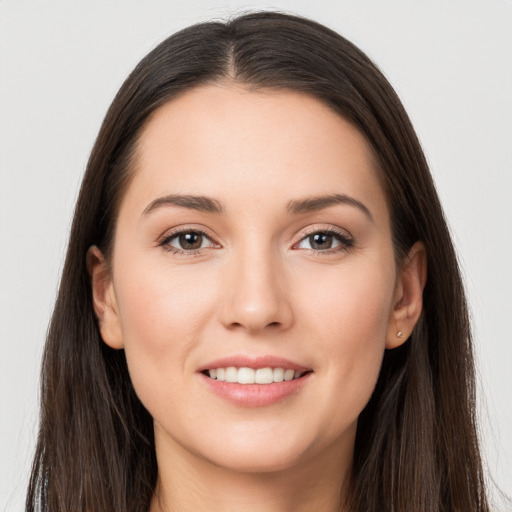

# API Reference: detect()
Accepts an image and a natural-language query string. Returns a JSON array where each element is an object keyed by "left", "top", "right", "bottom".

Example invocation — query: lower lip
[{"left": 200, "top": 372, "right": 312, "bottom": 407}]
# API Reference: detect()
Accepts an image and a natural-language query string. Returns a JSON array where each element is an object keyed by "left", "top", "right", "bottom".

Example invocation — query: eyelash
[
  {"left": 293, "top": 227, "right": 354, "bottom": 256},
  {"left": 158, "top": 227, "right": 354, "bottom": 257},
  {"left": 159, "top": 228, "right": 215, "bottom": 256}
]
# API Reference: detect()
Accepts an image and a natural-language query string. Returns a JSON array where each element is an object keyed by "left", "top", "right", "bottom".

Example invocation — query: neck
[{"left": 150, "top": 428, "right": 354, "bottom": 512}]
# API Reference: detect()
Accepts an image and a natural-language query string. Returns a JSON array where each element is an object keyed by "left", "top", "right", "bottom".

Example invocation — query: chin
[
  {"left": 192, "top": 427, "right": 319, "bottom": 474},
  {"left": 209, "top": 447, "right": 306, "bottom": 474}
]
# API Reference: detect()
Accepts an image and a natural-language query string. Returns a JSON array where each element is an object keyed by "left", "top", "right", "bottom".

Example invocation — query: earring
[{"left": 396, "top": 330, "right": 404, "bottom": 338}]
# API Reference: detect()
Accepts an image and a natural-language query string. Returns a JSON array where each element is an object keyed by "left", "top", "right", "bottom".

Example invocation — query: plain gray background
[{"left": 1, "top": 1, "right": 511, "bottom": 510}]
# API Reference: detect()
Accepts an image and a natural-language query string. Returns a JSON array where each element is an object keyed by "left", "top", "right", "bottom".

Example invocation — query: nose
[{"left": 218, "top": 244, "right": 294, "bottom": 334}]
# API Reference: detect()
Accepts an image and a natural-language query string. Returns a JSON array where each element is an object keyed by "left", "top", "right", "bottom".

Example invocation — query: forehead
[{"left": 121, "top": 84, "right": 388, "bottom": 223}]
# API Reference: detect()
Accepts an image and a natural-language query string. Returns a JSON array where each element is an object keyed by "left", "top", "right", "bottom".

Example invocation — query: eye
[
  {"left": 160, "top": 229, "right": 218, "bottom": 254},
  {"left": 295, "top": 230, "right": 353, "bottom": 253}
]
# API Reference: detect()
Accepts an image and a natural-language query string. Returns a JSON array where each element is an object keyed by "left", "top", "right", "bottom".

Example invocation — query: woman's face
[{"left": 93, "top": 84, "right": 409, "bottom": 473}]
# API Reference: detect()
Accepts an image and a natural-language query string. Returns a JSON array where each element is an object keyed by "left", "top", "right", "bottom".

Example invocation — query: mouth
[
  {"left": 198, "top": 356, "right": 313, "bottom": 407},
  {"left": 201, "top": 367, "right": 311, "bottom": 384}
]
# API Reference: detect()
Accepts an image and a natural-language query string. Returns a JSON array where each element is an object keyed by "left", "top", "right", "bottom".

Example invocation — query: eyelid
[
  {"left": 158, "top": 225, "right": 221, "bottom": 255},
  {"left": 297, "top": 224, "right": 352, "bottom": 239},
  {"left": 156, "top": 223, "right": 353, "bottom": 256},
  {"left": 292, "top": 224, "right": 354, "bottom": 253}
]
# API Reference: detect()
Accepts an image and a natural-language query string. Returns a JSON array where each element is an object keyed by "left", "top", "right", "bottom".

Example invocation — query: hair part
[{"left": 27, "top": 11, "right": 489, "bottom": 512}]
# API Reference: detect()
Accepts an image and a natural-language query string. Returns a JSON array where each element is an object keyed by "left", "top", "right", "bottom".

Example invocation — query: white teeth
[
  {"left": 255, "top": 367, "right": 274, "bottom": 384},
  {"left": 206, "top": 366, "right": 307, "bottom": 384},
  {"left": 283, "top": 369, "right": 295, "bottom": 381},
  {"left": 273, "top": 367, "right": 284, "bottom": 382},
  {"left": 237, "top": 367, "right": 255, "bottom": 384},
  {"left": 225, "top": 366, "right": 237, "bottom": 383}
]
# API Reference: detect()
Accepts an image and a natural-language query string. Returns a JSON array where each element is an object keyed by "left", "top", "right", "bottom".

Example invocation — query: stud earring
[{"left": 396, "top": 330, "right": 404, "bottom": 338}]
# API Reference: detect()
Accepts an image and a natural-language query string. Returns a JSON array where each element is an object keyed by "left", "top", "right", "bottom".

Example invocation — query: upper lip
[{"left": 198, "top": 355, "right": 310, "bottom": 372}]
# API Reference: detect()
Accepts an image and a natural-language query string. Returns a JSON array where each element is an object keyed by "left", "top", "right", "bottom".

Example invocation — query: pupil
[
  {"left": 179, "top": 232, "right": 202, "bottom": 250},
  {"left": 311, "top": 233, "right": 332, "bottom": 250}
]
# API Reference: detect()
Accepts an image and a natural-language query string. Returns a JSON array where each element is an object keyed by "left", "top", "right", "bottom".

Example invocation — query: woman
[{"left": 26, "top": 11, "right": 489, "bottom": 512}]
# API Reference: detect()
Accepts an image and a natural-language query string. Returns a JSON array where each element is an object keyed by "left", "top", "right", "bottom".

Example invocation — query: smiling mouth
[{"left": 201, "top": 367, "right": 311, "bottom": 384}]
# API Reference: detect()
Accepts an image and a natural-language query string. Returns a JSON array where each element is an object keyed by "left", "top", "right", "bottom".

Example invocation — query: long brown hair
[{"left": 27, "top": 11, "right": 489, "bottom": 511}]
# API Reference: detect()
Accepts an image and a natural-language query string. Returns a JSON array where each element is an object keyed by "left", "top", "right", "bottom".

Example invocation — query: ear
[
  {"left": 86, "top": 245, "right": 124, "bottom": 349},
  {"left": 386, "top": 241, "right": 427, "bottom": 349}
]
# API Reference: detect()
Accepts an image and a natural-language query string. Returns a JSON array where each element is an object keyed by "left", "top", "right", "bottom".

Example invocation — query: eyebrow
[
  {"left": 142, "top": 194, "right": 224, "bottom": 216},
  {"left": 142, "top": 192, "right": 373, "bottom": 221},
  {"left": 287, "top": 194, "right": 374, "bottom": 222}
]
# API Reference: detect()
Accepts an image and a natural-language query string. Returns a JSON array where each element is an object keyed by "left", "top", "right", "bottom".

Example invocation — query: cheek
[
  {"left": 112, "top": 254, "right": 219, "bottom": 403},
  {"left": 295, "top": 257, "right": 395, "bottom": 419},
  {"left": 115, "top": 252, "right": 217, "bottom": 342},
  {"left": 299, "top": 256, "right": 394, "bottom": 343}
]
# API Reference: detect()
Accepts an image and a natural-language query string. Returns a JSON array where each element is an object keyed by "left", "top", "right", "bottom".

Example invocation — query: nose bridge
[{"left": 220, "top": 235, "right": 292, "bottom": 333}]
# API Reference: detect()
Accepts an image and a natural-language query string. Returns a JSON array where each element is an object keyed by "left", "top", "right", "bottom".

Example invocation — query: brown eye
[
  {"left": 163, "top": 230, "right": 215, "bottom": 252},
  {"left": 178, "top": 232, "right": 203, "bottom": 250},
  {"left": 309, "top": 233, "right": 333, "bottom": 250},
  {"left": 295, "top": 230, "right": 353, "bottom": 252}
]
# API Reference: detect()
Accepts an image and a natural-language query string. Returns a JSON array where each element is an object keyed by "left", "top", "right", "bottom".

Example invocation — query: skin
[{"left": 89, "top": 84, "right": 427, "bottom": 512}]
